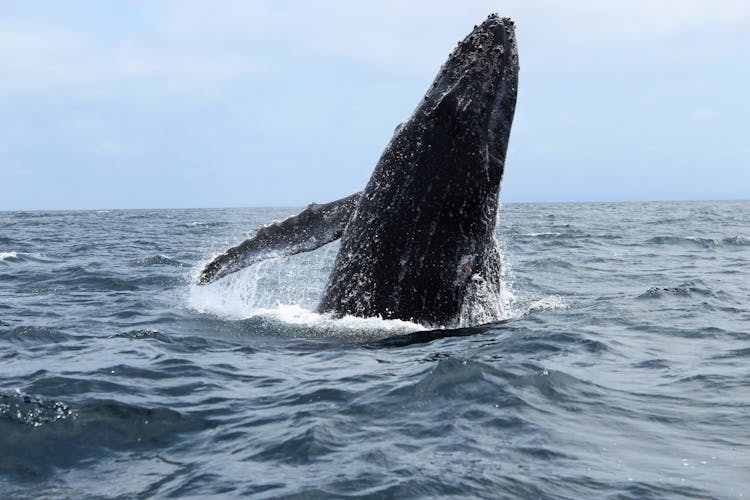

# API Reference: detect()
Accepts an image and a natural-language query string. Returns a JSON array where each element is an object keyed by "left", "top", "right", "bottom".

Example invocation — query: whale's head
[
  {"left": 357, "top": 13, "right": 519, "bottom": 231},
  {"left": 417, "top": 14, "right": 519, "bottom": 192}
]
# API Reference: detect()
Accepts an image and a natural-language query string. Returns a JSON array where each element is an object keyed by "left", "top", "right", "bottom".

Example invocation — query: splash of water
[{"left": 187, "top": 238, "right": 565, "bottom": 335}]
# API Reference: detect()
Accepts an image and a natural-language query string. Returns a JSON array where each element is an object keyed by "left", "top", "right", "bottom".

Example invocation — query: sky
[{"left": 1, "top": 0, "right": 748, "bottom": 210}]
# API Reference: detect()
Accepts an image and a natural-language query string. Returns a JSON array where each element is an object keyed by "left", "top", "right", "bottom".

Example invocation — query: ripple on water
[
  {"left": 112, "top": 328, "right": 172, "bottom": 343},
  {"left": 638, "top": 282, "right": 715, "bottom": 299},
  {"left": 0, "top": 326, "right": 75, "bottom": 346},
  {"left": 0, "top": 394, "right": 214, "bottom": 478},
  {"left": 645, "top": 235, "right": 750, "bottom": 248},
  {"left": 1, "top": 202, "right": 748, "bottom": 498}
]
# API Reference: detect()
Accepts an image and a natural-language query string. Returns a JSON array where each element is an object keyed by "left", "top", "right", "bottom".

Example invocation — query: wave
[
  {"left": 136, "top": 255, "right": 189, "bottom": 267},
  {"left": 523, "top": 258, "right": 574, "bottom": 271},
  {"left": 70, "top": 243, "right": 99, "bottom": 253},
  {"left": 0, "top": 390, "right": 214, "bottom": 483},
  {"left": 646, "top": 235, "right": 749, "bottom": 248},
  {"left": 111, "top": 329, "right": 172, "bottom": 342},
  {"left": 0, "top": 251, "right": 44, "bottom": 263},
  {"left": 0, "top": 391, "right": 77, "bottom": 427},
  {"left": 723, "top": 235, "right": 750, "bottom": 246},
  {"left": 0, "top": 325, "right": 75, "bottom": 345},
  {"left": 516, "top": 231, "right": 592, "bottom": 239},
  {"left": 61, "top": 274, "right": 140, "bottom": 291},
  {"left": 638, "top": 282, "right": 714, "bottom": 299},
  {"left": 181, "top": 221, "right": 226, "bottom": 228},
  {"left": 0, "top": 251, "right": 59, "bottom": 264},
  {"left": 521, "top": 232, "right": 563, "bottom": 238}
]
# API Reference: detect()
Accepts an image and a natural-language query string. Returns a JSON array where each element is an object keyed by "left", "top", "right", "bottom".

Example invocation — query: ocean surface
[{"left": 1, "top": 200, "right": 748, "bottom": 498}]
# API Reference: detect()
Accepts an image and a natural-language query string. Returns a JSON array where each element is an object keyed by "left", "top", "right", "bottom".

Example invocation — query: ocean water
[{"left": 1, "top": 200, "right": 748, "bottom": 498}]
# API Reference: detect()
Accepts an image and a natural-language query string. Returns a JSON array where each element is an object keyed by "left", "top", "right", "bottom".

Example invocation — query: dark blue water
[{"left": 1, "top": 201, "right": 748, "bottom": 498}]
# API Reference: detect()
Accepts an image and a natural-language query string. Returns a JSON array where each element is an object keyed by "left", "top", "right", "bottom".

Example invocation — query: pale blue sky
[{"left": 1, "top": 0, "right": 748, "bottom": 210}]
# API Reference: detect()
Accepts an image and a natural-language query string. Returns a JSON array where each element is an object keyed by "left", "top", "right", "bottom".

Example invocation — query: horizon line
[{"left": 2, "top": 198, "right": 748, "bottom": 213}]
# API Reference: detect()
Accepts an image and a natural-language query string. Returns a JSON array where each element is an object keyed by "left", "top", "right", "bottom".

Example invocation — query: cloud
[
  {"left": 1, "top": 0, "right": 748, "bottom": 208},
  {"left": 2, "top": 0, "right": 748, "bottom": 98},
  {"left": 0, "top": 26, "right": 259, "bottom": 99}
]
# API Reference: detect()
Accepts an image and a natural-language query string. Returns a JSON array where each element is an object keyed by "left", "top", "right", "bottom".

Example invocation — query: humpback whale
[{"left": 198, "top": 14, "right": 519, "bottom": 326}]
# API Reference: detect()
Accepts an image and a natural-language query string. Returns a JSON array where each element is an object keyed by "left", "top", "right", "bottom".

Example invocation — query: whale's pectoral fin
[{"left": 197, "top": 192, "right": 361, "bottom": 285}]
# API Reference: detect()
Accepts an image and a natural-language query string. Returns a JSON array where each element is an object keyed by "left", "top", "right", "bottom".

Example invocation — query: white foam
[
  {"left": 254, "top": 304, "right": 425, "bottom": 333},
  {"left": 187, "top": 280, "right": 425, "bottom": 339},
  {"left": 523, "top": 232, "right": 562, "bottom": 237},
  {"left": 0, "top": 251, "right": 18, "bottom": 261}
]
